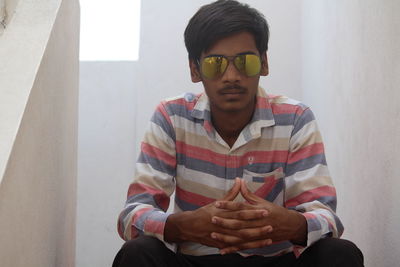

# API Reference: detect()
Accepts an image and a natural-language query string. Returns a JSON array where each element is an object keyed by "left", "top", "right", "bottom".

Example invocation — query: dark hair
[{"left": 184, "top": 0, "right": 269, "bottom": 63}]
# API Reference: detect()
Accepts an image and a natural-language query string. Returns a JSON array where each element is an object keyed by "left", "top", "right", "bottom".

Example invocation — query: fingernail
[
  {"left": 211, "top": 233, "right": 217, "bottom": 239},
  {"left": 262, "top": 211, "right": 268, "bottom": 217},
  {"left": 215, "top": 202, "right": 220, "bottom": 207},
  {"left": 212, "top": 217, "right": 217, "bottom": 223}
]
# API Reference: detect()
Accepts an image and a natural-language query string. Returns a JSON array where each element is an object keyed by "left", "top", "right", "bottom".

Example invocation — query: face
[{"left": 190, "top": 31, "right": 268, "bottom": 114}]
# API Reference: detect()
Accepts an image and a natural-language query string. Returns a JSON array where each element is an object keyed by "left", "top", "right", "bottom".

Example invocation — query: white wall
[
  {"left": 77, "top": 62, "right": 139, "bottom": 266},
  {"left": 301, "top": 1, "right": 400, "bottom": 266},
  {"left": 0, "top": 0, "right": 20, "bottom": 35},
  {"left": 0, "top": 0, "right": 5, "bottom": 35},
  {"left": 78, "top": 1, "right": 400, "bottom": 266},
  {"left": 0, "top": 0, "right": 79, "bottom": 266},
  {"left": 76, "top": 1, "right": 302, "bottom": 266}
]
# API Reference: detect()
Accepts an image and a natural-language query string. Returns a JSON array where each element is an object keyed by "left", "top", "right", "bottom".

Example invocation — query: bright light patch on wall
[{"left": 80, "top": 0, "right": 141, "bottom": 61}]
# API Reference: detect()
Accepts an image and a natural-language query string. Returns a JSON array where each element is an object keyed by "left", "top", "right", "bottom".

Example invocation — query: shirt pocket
[{"left": 242, "top": 167, "right": 285, "bottom": 204}]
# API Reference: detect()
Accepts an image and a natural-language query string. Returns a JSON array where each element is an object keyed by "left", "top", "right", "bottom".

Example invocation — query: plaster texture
[
  {"left": 0, "top": 0, "right": 4, "bottom": 31},
  {"left": 0, "top": 0, "right": 60, "bottom": 184},
  {"left": 0, "top": 0, "right": 20, "bottom": 35},
  {"left": 77, "top": 1, "right": 400, "bottom": 266},
  {"left": 301, "top": 1, "right": 400, "bottom": 266},
  {"left": 0, "top": 0, "right": 79, "bottom": 266},
  {"left": 77, "top": 1, "right": 302, "bottom": 266}
]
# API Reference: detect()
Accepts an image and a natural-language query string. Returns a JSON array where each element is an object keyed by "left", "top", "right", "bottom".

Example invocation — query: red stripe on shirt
[
  {"left": 127, "top": 183, "right": 170, "bottom": 211},
  {"left": 164, "top": 97, "right": 198, "bottom": 111},
  {"left": 128, "top": 183, "right": 164, "bottom": 198},
  {"left": 302, "top": 212, "right": 317, "bottom": 220},
  {"left": 285, "top": 186, "right": 336, "bottom": 207},
  {"left": 271, "top": 103, "right": 305, "bottom": 115},
  {"left": 176, "top": 186, "right": 215, "bottom": 207},
  {"left": 254, "top": 177, "right": 278, "bottom": 198},
  {"left": 288, "top": 143, "right": 324, "bottom": 164},
  {"left": 320, "top": 214, "right": 334, "bottom": 231},
  {"left": 256, "top": 96, "right": 271, "bottom": 109},
  {"left": 156, "top": 103, "right": 173, "bottom": 125},
  {"left": 142, "top": 142, "right": 176, "bottom": 167},
  {"left": 144, "top": 219, "right": 164, "bottom": 235},
  {"left": 176, "top": 141, "right": 288, "bottom": 167},
  {"left": 203, "top": 120, "right": 213, "bottom": 133}
]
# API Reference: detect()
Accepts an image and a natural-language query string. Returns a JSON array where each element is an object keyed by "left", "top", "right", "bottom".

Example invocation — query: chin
[{"left": 218, "top": 103, "right": 248, "bottom": 113}]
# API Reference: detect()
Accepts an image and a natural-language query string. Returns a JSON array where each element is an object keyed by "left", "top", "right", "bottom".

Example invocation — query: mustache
[{"left": 220, "top": 84, "right": 247, "bottom": 93}]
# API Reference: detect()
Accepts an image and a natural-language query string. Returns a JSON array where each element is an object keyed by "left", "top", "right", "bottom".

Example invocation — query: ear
[
  {"left": 189, "top": 59, "right": 202, "bottom": 83},
  {"left": 260, "top": 52, "right": 269, "bottom": 76}
]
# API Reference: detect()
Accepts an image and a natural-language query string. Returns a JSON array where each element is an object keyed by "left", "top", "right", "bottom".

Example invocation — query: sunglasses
[{"left": 199, "top": 53, "right": 262, "bottom": 79}]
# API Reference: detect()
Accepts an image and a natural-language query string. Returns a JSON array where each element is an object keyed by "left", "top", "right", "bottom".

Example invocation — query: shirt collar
[{"left": 191, "top": 87, "right": 275, "bottom": 136}]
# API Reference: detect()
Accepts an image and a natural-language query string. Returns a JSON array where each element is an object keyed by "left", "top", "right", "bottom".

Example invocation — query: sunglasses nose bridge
[{"left": 222, "top": 56, "right": 242, "bottom": 79}]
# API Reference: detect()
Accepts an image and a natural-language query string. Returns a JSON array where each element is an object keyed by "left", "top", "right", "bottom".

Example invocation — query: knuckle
[
  {"left": 239, "top": 230, "right": 253, "bottom": 239},
  {"left": 263, "top": 239, "right": 272, "bottom": 246},
  {"left": 260, "top": 227, "right": 270, "bottom": 235},
  {"left": 218, "top": 235, "right": 227, "bottom": 242},
  {"left": 238, "top": 202, "right": 247, "bottom": 209},
  {"left": 232, "top": 220, "right": 243, "bottom": 229}
]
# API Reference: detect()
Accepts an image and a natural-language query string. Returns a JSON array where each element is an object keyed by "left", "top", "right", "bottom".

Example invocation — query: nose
[{"left": 222, "top": 60, "right": 242, "bottom": 83}]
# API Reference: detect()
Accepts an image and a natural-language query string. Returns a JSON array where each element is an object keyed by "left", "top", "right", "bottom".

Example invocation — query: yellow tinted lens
[
  {"left": 234, "top": 54, "right": 261, "bottom": 76},
  {"left": 201, "top": 56, "right": 228, "bottom": 79}
]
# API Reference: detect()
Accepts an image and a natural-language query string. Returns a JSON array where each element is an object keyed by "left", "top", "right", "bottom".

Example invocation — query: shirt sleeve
[
  {"left": 117, "top": 102, "right": 177, "bottom": 250},
  {"left": 284, "top": 107, "right": 344, "bottom": 252}
]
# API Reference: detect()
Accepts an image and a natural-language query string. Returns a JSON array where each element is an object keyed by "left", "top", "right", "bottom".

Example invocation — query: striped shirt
[{"left": 117, "top": 87, "right": 344, "bottom": 257}]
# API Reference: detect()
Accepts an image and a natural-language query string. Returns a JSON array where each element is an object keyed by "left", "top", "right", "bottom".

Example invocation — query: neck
[{"left": 211, "top": 100, "right": 256, "bottom": 147}]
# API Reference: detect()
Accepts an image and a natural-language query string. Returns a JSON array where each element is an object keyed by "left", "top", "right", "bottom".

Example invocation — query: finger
[
  {"left": 212, "top": 225, "right": 273, "bottom": 241},
  {"left": 240, "top": 180, "right": 264, "bottom": 204},
  {"left": 213, "top": 208, "right": 268, "bottom": 221},
  {"left": 215, "top": 200, "right": 257, "bottom": 211},
  {"left": 202, "top": 238, "right": 227, "bottom": 249},
  {"left": 212, "top": 215, "right": 268, "bottom": 230},
  {"left": 219, "top": 238, "right": 273, "bottom": 255},
  {"left": 222, "top": 178, "right": 241, "bottom": 201},
  {"left": 196, "top": 235, "right": 229, "bottom": 249},
  {"left": 210, "top": 232, "right": 244, "bottom": 245},
  {"left": 236, "top": 225, "right": 273, "bottom": 240},
  {"left": 224, "top": 209, "right": 268, "bottom": 220}
]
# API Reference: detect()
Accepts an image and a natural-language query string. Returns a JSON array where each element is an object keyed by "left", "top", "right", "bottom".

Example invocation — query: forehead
[{"left": 202, "top": 31, "right": 259, "bottom": 57}]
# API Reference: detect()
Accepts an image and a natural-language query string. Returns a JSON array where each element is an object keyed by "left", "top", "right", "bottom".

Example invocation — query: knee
[
  {"left": 316, "top": 238, "right": 362, "bottom": 255},
  {"left": 301, "top": 238, "right": 364, "bottom": 266},
  {"left": 120, "top": 235, "right": 165, "bottom": 256},
  {"left": 112, "top": 236, "right": 167, "bottom": 267}
]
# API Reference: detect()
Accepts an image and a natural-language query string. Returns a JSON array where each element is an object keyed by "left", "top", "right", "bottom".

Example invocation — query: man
[{"left": 113, "top": 1, "right": 364, "bottom": 266}]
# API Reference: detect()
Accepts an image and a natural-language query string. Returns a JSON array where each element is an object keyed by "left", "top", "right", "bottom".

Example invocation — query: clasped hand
[{"left": 165, "top": 178, "right": 306, "bottom": 254}]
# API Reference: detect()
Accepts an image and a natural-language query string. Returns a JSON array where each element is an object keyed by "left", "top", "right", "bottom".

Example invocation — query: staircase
[{"left": 0, "top": 0, "right": 79, "bottom": 266}]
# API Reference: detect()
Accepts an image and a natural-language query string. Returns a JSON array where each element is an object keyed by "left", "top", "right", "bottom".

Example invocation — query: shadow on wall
[
  {"left": 0, "top": 0, "right": 5, "bottom": 34},
  {"left": 0, "top": 0, "right": 19, "bottom": 30},
  {"left": 0, "top": 0, "right": 20, "bottom": 34}
]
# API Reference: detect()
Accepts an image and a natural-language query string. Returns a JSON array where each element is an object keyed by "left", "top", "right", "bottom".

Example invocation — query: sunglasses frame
[{"left": 198, "top": 53, "right": 262, "bottom": 79}]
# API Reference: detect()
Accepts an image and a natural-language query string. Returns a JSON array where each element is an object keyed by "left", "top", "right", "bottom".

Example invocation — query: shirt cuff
[
  {"left": 293, "top": 212, "right": 330, "bottom": 257},
  {"left": 143, "top": 211, "right": 177, "bottom": 253}
]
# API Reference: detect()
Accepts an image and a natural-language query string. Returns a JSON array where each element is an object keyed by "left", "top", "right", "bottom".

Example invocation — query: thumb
[
  {"left": 240, "top": 179, "right": 263, "bottom": 204},
  {"left": 222, "top": 178, "right": 241, "bottom": 201}
]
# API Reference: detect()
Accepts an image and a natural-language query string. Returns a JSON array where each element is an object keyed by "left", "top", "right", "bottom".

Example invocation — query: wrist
[
  {"left": 288, "top": 210, "right": 307, "bottom": 246},
  {"left": 164, "top": 211, "right": 191, "bottom": 243}
]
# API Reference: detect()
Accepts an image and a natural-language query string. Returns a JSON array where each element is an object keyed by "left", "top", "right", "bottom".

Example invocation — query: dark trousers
[{"left": 112, "top": 236, "right": 364, "bottom": 267}]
